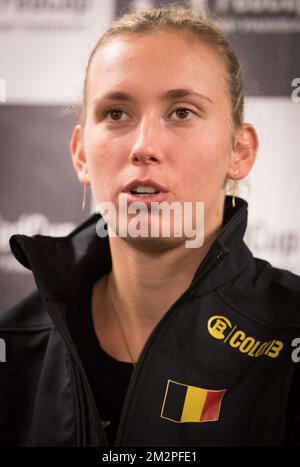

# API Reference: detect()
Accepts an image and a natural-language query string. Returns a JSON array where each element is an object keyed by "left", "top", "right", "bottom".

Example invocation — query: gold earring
[
  {"left": 232, "top": 169, "right": 239, "bottom": 208},
  {"left": 81, "top": 168, "right": 90, "bottom": 211}
]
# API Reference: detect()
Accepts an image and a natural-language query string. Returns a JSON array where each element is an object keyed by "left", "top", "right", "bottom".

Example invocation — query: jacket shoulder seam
[{"left": 216, "top": 288, "right": 300, "bottom": 330}]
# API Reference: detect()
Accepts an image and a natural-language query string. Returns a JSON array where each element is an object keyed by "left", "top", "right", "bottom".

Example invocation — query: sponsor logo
[
  {"left": 207, "top": 315, "right": 283, "bottom": 358},
  {"left": 161, "top": 379, "right": 226, "bottom": 424}
]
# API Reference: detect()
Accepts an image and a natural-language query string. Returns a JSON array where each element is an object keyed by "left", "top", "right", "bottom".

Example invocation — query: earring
[
  {"left": 81, "top": 167, "right": 90, "bottom": 211},
  {"left": 232, "top": 169, "right": 239, "bottom": 208}
]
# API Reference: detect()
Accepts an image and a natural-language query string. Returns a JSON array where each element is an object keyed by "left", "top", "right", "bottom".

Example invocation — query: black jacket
[{"left": 1, "top": 196, "right": 300, "bottom": 447}]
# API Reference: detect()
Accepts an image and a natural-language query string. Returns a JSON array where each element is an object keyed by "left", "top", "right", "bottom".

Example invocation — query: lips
[
  {"left": 121, "top": 178, "right": 169, "bottom": 206},
  {"left": 123, "top": 191, "right": 170, "bottom": 206},
  {"left": 122, "top": 178, "right": 168, "bottom": 193}
]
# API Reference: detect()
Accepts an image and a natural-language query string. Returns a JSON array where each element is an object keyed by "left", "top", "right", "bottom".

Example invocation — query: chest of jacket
[{"left": 9, "top": 290, "right": 297, "bottom": 447}]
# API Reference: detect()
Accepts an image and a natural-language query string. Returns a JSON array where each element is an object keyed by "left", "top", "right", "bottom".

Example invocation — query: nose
[{"left": 129, "top": 115, "right": 163, "bottom": 166}]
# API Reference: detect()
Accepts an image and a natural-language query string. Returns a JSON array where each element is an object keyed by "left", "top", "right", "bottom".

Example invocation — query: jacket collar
[{"left": 9, "top": 195, "right": 252, "bottom": 301}]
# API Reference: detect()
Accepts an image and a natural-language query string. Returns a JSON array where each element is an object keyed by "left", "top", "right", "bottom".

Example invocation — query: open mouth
[
  {"left": 121, "top": 180, "right": 169, "bottom": 204},
  {"left": 130, "top": 185, "right": 160, "bottom": 197}
]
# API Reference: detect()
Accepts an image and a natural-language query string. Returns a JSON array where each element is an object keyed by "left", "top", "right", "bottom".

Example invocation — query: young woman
[{"left": 2, "top": 6, "right": 300, "bottom": 447}]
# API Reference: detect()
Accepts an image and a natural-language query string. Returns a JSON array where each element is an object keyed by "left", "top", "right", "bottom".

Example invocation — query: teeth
[{"left": 133, "top": 185, "right": 158, "bottom": 194}]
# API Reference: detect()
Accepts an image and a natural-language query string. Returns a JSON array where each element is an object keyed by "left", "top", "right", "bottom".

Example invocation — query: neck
[
  {"left": 108, "top": 239, "right": 203, "bottom": 322},
  {"left": 97, "top": 204, "right": 225, "bottom": 334}
]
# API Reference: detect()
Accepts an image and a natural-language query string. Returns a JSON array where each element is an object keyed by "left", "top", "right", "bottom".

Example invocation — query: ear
[
  {"left": 228, "top": 123, "right": 259, "bottom": 180},
  {"left": 70, "top": 124, "right": 89, "bottom": 184}
]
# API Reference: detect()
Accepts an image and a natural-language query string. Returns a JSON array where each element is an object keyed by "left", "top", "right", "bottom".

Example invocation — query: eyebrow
[{"left": 92, "top": 88, "right": 213, "bottom": 105}]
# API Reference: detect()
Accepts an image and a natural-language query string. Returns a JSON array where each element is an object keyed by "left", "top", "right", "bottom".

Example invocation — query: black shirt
[{"left": 68, "top": 275, "right": 134, "bottom": 446}]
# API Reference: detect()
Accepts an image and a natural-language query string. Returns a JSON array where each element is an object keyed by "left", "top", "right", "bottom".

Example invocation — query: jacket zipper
[
  {"left": 114, "top": 245, "right": 227, "bottom": 446},
  {"left": 72, "top": 361, "right": 87, "bottom": 446},
  {"left": 45, "top": 299, "right": 109, "bottom": 446}
]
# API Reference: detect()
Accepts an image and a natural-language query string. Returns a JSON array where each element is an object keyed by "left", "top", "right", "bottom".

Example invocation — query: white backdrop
[{"left": 244, "top": 97, "right": 300, "bottom": 274}]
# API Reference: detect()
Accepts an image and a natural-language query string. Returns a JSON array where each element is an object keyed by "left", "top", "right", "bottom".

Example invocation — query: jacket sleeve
[
  {"left": 283, "top": 364, "right": 300, "bottom": 446},
  {"left": 0, "top": 291, "right": 52, "bottom": 446}
]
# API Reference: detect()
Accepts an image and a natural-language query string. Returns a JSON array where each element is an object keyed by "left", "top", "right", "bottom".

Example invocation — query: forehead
[{"left": 86, "top": 31, "right": 227, "bottom": 103}]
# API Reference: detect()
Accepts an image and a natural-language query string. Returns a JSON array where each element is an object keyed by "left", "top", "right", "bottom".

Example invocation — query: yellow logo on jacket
[
  {"left": 161, "top": 379, "right": 226, "bottom": 423},
  {"left": 207, "top": 315, "right": 283, "bottom": 358}
]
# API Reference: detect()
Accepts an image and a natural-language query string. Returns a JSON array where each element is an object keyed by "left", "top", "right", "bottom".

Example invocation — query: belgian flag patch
[{"left": 161, "top": 379, "right": 226, "bottom": 423}]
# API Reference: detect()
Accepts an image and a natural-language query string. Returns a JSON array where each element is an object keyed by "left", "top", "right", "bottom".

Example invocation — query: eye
[
  {"left": 102, "top": 106, "right": 197, "bottom": 123},
  {"left": 103, "top": 107, "right": 130, "bottom": 121},
  {"left": 170, "top": 107, "right": 197, "bottom": 121}
]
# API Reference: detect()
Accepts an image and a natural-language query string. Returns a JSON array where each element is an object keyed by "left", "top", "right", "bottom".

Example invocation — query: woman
[{"left": 2, "top": 5, "right": 300, "bottom": 447}]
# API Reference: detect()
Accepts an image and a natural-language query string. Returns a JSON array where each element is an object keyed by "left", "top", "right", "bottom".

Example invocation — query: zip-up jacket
[{"left": 1, "top": 196, "right": 300, "bottom": 447}]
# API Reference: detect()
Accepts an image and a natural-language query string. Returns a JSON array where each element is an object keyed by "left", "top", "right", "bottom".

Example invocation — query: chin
[{"left": 117, "top": 234, "right": 186, "bottom": 252}]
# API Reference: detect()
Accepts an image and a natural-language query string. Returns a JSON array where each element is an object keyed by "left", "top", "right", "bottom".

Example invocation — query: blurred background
[{"left": 1, "top": 0, "right": 300, "bottom": 311}]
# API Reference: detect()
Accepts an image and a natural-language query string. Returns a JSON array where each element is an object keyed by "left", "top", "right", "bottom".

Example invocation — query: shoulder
[
  {"left": 252, "top": 257, "right": 300, "bottom": 296},
  {"left": 217, "top": 256, "right": 300, "bottom": 328},
  {"left": 0, "top": 290, "right": 53, "bottom": 331}
]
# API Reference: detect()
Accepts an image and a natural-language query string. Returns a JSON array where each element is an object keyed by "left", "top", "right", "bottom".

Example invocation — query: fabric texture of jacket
[{"left": 1, "top": 195, "right": 300, "bottom": 447}]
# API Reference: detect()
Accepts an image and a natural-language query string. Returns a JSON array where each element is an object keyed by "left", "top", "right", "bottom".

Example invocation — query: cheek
[
  {"left": 85, "top": 131, "right": 122, "bottom": 176},
  {"left": 176, "top": 129, "right": 232, "bottom": 192},
  {"left": 83, "top": 131, "right": 124, "bottom": 201},
  {"left": 183, "top": 131, "right": 231, "bottom": 171}
]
